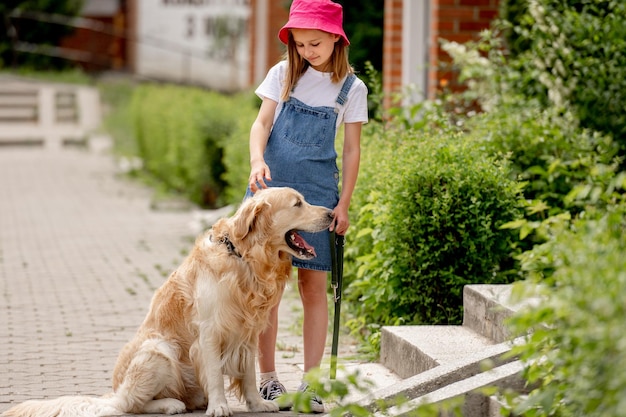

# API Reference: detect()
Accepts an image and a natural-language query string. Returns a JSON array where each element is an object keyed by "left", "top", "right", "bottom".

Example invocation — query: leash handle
[
  {"left": 330, "top": 231, "right": 345, "bottom": 379},
  {"left": 330, "top": 233, "right": 344, "bottom": 302}
]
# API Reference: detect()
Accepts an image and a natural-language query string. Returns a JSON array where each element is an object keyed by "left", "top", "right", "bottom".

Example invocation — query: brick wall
[
  {"left": 430, "top": 0, "right": 498, "bottom": 97},
  {"left": 266, "top": 1, "right": 289, "bottom": 66},
  {"left": 249, "top": 0, "right": 289, "bottom": 86},
  {"left": 382, "top": 0, "right": 403, "bottom": 109},
  {"left": 384, "top": 0, "right": 499, "bottom": 104}
]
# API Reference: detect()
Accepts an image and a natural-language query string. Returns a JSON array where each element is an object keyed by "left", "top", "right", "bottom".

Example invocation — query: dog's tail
[{"left": 2, "top": 395, "right": 123, "bottom": 417}]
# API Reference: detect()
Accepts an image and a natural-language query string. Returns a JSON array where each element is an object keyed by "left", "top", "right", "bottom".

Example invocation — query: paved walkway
[{"left": 0, "top": 144, "right": 396, "bottom": 416}]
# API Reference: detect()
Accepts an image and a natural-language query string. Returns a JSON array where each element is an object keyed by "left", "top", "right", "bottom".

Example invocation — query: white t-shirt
[{"left": 255, "top": 61, "right": 369, "bottom": 131}]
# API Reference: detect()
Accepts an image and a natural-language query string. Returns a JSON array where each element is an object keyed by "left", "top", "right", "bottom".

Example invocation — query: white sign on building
[{"left": 134, "top": 0, "right": 250, "bottom": 91}]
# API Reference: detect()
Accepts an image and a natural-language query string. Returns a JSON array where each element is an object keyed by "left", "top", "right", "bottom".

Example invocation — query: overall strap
[{"left": 335, "top": 74, "right": 357, "bottom": 106}]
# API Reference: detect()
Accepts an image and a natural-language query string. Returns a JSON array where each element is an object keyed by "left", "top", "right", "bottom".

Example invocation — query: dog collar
[{"left": 211, "top": 234, "right": 242, "bottom": 258}]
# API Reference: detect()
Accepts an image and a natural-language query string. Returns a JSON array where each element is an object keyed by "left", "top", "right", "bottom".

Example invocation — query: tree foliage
[
  {"left": 0, "top": 0, "right": 83, "bottom": 69},
  {"left": 500, "top": 0, "right": 626, "bottom": 154},
  {"left": 335, "top": 0, "right": 383, "bottom": 74}
]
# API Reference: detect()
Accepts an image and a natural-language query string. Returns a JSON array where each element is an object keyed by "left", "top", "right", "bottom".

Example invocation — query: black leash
[{"left": 329, "top": 231, "right": 345, "bottom": 380}]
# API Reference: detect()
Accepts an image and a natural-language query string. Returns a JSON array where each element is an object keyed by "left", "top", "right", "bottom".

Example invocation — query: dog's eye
[{"left": 294, "top": 199, "right": 302, "bottom": 207}]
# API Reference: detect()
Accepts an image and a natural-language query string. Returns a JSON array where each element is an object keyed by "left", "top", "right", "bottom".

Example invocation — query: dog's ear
[
  {"left": 231, "top": 198, "right": 271, "bottom": 241},
  {"left": 211, "top": 217, "right": 229, "bottom": 239}
]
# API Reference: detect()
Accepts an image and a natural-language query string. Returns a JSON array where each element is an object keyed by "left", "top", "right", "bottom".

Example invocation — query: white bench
[{"left": 0, "top": 81, "right": 101, "bottom": 150}]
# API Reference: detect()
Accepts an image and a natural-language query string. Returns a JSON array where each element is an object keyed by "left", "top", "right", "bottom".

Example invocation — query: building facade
[
  {"left": 383, "top": 0, "right": 499, "bottom": 107},
  {"left": 63, "top": 0, "right": 498, "bottom": 98},
  {"left": 126, "top": 0, "right": 251, "bottom": 91}
]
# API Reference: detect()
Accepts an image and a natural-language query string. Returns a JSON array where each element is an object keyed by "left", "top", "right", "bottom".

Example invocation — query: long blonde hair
[{"left": 280, "top": 32, "right": 353, "bottom": 101}]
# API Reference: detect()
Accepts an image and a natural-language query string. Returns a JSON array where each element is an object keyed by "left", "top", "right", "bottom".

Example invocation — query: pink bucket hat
[{"left": 278, "top": 0, "right": 350, "bottom": 46}]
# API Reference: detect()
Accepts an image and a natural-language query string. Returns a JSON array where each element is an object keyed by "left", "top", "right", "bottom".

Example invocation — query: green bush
[
  {"left": 464, "top": 103, "right": 619, "bottom": 215},
  {"left": 130, "top": 84, "right": 255, "bottom": 208},
  {"left": 442, "top": 32, "right": 620, "bottom": 250},
  {"left": 502, "top": 0, "right": 626, "bottom": 152},
  {"left": 98, "top": 77, "right": 137, "bottom": 157},
  {"left": 220, "top": 92, "right": 259, "bottom": 205},
  {"left": 505, "top": 198, "right": 626, "bottom": 417},
  {"left": 344, "top": 125, "right": 522, "bottom": 347}
]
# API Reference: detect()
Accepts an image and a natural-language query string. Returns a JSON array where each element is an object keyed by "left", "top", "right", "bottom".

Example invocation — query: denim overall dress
[{"left": 247, "top": 74, "right": 357, "bottom": 271}]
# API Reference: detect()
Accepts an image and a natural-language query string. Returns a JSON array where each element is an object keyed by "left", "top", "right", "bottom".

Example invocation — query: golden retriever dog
[{"left": 3, "top": 187, "right": 334, "bottom": 417}]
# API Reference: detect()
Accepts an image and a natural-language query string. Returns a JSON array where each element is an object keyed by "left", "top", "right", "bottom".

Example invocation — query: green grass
[{"left": 0, "top": 68, "right": 93, "bottom": 85}]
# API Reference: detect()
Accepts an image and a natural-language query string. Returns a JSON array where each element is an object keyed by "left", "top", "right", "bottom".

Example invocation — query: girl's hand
[
  {"left": 330, "top": 204, "right": 350, "bottom": 235},
  {"left": 249, "top": 159, "right": 271, "bottom": 193}
]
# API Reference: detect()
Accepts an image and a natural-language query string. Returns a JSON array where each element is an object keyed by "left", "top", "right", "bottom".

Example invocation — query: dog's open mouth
[{"left": 286, "top": 230, "right": 316, "bottom": 258}]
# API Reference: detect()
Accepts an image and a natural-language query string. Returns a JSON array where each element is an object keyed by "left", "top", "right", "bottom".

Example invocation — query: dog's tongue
[{"left": 293, "top": 232, "right": 316, "bottom": 257}]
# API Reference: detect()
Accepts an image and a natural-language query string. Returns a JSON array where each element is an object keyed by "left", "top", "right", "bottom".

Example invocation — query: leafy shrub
[
  {"left": 344, "top": 125, "right": 522, "bottom": 347},
  {"left": 220, "top": 92, "right": 259, "bottom": 205},
  {"left": 443, "top": 31, "right": 620, "bottom": 250},
  {"left": 464, "top": 102, "right": 619, "bottom": 215},
  {"left": 98, "top": 77, "right": 137, "bottom": 157},
  {"left": 505, "top": 197, "right": 626, "bottom": 417},
  {"left": 130, "top": 84, "right": 255, "bottom": 208},
  {"left": 443, "top": 0, "right": 626, "bottom": 164},
  {"left": 502, "top": 0, "right": 626, "bottom": 152}
]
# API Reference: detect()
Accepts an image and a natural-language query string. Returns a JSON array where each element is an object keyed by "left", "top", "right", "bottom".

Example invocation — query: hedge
[{"left": 130, "top": 83, "right": 255, "bottom": 208}]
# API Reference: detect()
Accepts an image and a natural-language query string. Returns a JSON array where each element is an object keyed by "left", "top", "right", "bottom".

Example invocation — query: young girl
[{"left": 246, "top": 0, "right": 368, "bottom": 412}]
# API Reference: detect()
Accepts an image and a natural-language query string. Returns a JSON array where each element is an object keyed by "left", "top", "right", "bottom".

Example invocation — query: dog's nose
[{"left": 327, "top": 211, "right": 335, "bottom": 220}]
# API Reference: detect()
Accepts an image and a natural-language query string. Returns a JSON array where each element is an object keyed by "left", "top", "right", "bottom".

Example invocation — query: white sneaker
[
  {"left": 259, "top": 379, "right": 292, "bottom": 410},
  {"left": 296, "top": 382, "right": 325, "bottom": 413}
]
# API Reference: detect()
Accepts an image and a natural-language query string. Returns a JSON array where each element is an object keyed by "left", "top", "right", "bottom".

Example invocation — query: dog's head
[{"left": 218, "top": 187, "right": 334, "bottom": 260}]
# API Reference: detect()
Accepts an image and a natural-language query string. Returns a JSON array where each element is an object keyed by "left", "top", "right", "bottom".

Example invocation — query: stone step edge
[
  {"left": 463, "top": 284, "right": 541, "bottom": 344},
  {"left": 373, "top": 360, "right": 525, "bottom": 417},
  {"left": 380, "top": 325, "right": 497, "bottom": 379},
  {"left": 358, "top": 337, "right": 521, "bottom": 409}
]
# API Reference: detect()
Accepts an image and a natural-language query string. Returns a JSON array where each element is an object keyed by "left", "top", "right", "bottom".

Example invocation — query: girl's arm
[
  {"left": 333, "top": 122, "right": 362, "bottom": 235},
  {"left": 249, "top": 97, "right": 278, "bottom": 192}
]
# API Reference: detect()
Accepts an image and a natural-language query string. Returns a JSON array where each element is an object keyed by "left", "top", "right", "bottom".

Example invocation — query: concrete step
[
  {"left": 360, "top": 284, "right": 529, "bottom": 416},
  {"left": 380, "top": 285, "right": 520, "bottom": 378},
  {"left": 380, "top": 325, "right": 497, "bottom": 379},
  {"left": 380, "top": 284, "right": 520, "bottom": 379},
  {"left": 373, "top": 360, "right": 525, "bottom": 417},
  {"left": 370, "top": 336, "right": 518, "bottom": 404},
  {"left": 463, "top": 284, "right": 530, "bottom": 343},
  {"left": 336, "top": 362, "right": 403, "bottom": 405}
]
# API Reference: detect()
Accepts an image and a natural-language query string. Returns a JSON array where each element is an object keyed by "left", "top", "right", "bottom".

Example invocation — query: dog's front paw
[
  {"left": 162, "top": 399, "right": 187, "bottom": 415},
  {"left": 143, "top": 398, "right": 187, "bottom": 415},
  {"left": 205, "top": 403, "right": 232, "bottom": 417},
  {"left": 248, "top": 398, "right": 280, "bottom": 413}
]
